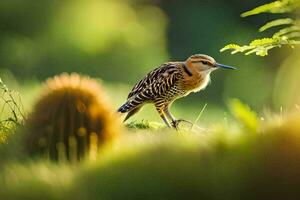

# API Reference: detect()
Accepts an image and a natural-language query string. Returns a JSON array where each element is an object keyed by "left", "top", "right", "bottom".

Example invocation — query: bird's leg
[
  {"left": 163, "top": 106, "right": 178, "bottom": 129},
  {"left": 164, "top": 106, "right": 193, "bottom": 129},
  {"left": 155, "top": 106, "right": 172, "bottom": 128},
  {"left": 161, "top": 113, "right": 173, "bottom": 128},
  {"left": 163, "top": 106, "right": 176, "bottom": 122}
]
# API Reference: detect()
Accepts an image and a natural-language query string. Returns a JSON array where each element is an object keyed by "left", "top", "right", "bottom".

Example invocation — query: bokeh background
[{"left": 0, "top": 0, "right": 297, "bottom": 125}]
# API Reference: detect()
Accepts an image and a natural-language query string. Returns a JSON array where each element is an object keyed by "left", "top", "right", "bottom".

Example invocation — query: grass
[
  {"left": 1, "top": 79, "right": 300, "bottom": 199},
  {"left": 1, "top": 113, "right": 300, "bottom": 199}
]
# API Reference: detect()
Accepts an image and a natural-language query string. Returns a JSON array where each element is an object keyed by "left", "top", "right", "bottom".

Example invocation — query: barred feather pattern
[{"left": 118, "top": 62, "right": 185, "bottom": 114}]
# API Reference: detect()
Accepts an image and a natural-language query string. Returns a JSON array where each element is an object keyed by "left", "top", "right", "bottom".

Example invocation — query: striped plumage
[{"left": 118, "top": 54, "right": 236, "bottom": 128}]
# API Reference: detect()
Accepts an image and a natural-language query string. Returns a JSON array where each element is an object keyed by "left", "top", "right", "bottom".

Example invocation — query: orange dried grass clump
[{"left": 24, "top": 73, "right": 120, "bottom": 162}]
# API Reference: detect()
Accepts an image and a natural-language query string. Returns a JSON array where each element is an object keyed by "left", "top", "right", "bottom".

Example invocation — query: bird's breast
[{"left": 181, "top": 73, "right": 211, "bottom": 94}]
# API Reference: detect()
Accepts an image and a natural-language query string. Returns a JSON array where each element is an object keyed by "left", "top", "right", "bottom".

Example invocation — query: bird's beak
[{"left": 215, "top": 63, "right": 237, "bottom": 70}]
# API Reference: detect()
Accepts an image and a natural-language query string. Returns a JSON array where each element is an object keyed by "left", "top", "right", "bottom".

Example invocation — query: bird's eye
[{"left": 201, "top": 61, "right": 208, "bottom": 65}]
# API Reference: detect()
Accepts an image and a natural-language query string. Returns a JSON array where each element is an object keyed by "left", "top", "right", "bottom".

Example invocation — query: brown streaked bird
[{"left": 118, "top": 54, "right": 236, "bottom": 128}]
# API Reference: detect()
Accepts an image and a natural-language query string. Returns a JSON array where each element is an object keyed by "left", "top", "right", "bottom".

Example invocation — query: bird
[{"left": 118, "top": 54, "right": 236, "bottom": 129}]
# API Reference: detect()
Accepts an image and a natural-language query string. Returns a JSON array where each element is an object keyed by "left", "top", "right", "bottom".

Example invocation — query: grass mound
[{"left": 1, "top": 112, "right": 300, "bottom": 199}]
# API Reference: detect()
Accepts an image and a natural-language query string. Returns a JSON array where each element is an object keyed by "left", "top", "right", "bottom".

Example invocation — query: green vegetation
[
  {"left": 1, "top": 77, "right": 300, "bottom": 199},
  {"left": 1, "top": 109, "right": 300, "bottom": 199},
  {"left": 1, "top": 0, "right": 300, "bottom": 199},
  {"left": 0, "top": 79, "right": 24, "bottom": 145},
  {"left": 221, "top": 0, "right": 300, "bottom": 56}
]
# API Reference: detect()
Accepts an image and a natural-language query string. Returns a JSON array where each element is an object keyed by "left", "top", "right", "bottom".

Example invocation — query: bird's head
[{"left": 185, "top": 54, "right": 236, "bottom": 75}]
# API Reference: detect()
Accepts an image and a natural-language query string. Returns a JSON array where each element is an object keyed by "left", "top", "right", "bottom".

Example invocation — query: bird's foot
[{"left": 171, "top": 119, "right": 194, "bottom": 130}]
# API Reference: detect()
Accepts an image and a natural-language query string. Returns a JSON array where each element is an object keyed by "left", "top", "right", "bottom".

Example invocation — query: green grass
[
  {"left": 1, "top": 114, "right": 300, "bottom": 199},
  {"left": 1, "top": 80, "right": 300, "bottom": 199}
]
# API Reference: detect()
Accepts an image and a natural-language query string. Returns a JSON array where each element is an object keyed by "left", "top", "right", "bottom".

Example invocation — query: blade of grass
[{"left": 191, "top": 103, "right": 207, "bottom": 130}]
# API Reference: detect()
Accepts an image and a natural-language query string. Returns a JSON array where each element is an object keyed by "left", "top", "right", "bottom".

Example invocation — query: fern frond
[
  {"left": 230, "top": 46, "right": 255, "bottom": 54},
  {"left": 220, "top": 44, "right": 256, "bottom": 55},
  {"left": 249, "top": 38, "right": 278, "bottom": 46},
  {"left": 221, "top": 0, "right": 300, "bottom": 57},
  {"left": 273, "top": 25, "right": 300, "bottom": 38},
  {"left": 220, "top": 44, "right": 241, "bottom": 52},
  {"left": 259, "top": 18, "right": 294, "bottom": 32},
  {"left": 241, "top": 0, "right": 300, "bottom": 17},
  {"left": 221, "top": 37, "right": 285, "bottom": 56},
  {"left": 289, "top": 40, "right": 300, "bottom": 44},
  {"left": 283, "top": 32, "right": 300, "bottom": 39}
]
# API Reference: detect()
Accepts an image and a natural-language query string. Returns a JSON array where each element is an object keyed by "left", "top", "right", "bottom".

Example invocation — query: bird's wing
[{"left": 127, "top": 62, "right": 181, "bottom": 101}]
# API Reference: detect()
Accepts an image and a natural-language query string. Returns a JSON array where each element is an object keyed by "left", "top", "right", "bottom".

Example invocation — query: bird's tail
[
  {"left": 117, "top": 101, "right": 142, "bottom": 122},
  {"left": 117, "top": 101, "right": 132, "bottom": 113}
]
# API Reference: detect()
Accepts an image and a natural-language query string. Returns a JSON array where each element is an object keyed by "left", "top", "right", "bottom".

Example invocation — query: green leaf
[
  {"left": 228, "top": 99, "right": 258, "bottom": 132},
  {"left": 256, "top": 49, "right": 269, "bottom": 56},
  {"left": 283, "top": 31, "right": 300, "bottom": 39},
  {"left": 273, "top": 25, "right": 300, "bottom": 38},
  {"left": 241, "top": 0, "right": 300, "bottom": 17},
  {"left": 259, "top": 18, "right": 294, "bottom": 32},
  {"left": 220, "top": 0, "right": 300, "bottom": 57},
  {"left": 249, "top": 38, "right": 277, "bottom": 46},
  {"left": 220, "top": 44, "right": 241, "bottom": 52},
  {"left": 244, "top": 48, "right": 260, "bottom": 56},
  {"left": 289, "top": 40, "right": 300, "bottom": 44}
]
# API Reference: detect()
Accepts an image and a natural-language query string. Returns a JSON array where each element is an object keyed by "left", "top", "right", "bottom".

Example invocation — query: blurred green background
[
  {"left": 1, "top": 2, "right": 300, "bottom": 199},
  {"left": 0, "top": 0, "right": 296, "bottom": 125}
]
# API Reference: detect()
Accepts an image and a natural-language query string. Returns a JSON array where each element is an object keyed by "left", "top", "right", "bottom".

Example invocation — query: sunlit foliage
[
  {"left": 221, "top": 0, "right": 300, "bottom": 56},
  {"left": 0, "top": 79, "right": 24, "bottom": 144},
  {"left": 1, "top": 111, "right": 300, "bottom": 199},
  {"left": 228, "top": 99, "right": 258, "bottom": 132}
]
